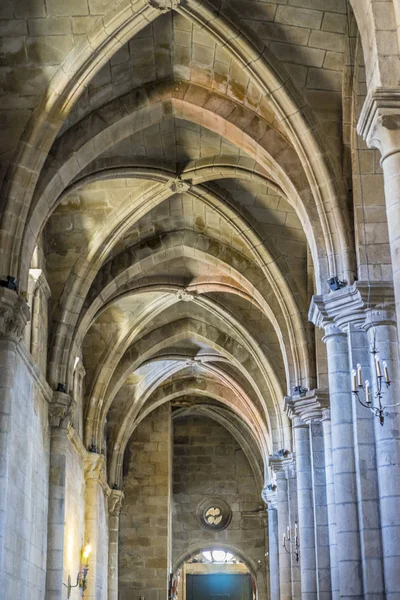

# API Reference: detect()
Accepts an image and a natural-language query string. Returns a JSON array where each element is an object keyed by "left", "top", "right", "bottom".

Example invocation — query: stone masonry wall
[
  {"left": 119, "top": 404, "right": 172, "bottom": 600},
  {"left": 172, "top": 415, "right": 266, "bottom": 583},
  {"left": 0, "top": 341, "right": 50, "bottom": 600}
]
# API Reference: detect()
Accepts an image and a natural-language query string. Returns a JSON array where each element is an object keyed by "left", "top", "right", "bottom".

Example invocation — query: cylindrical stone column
[
  {"left": 347, "top": 322, "right": 384, "bottom": 597},
  {"left": 108, "top": 490, "right": 124, "bottom": 600},
  {"left": 366, "top": 309, "right": 400, "bottom": 599},
  {"left": 323, "top": 324, "right": 363, "bottom": 598},
  {"left": 309, "top": 420, "right": 331, "bottom": 599},
  {"left": 268, "top": 501, "right": 280, "bottom": 600},
  {"left": 293, "top": 417, "right": 317, "bottom": 599},
  {"left": 286, "top": 462, "right": 301, "bottom": 599},
  {"left": 321, "top": 409, "right": 339, "bottom": 599},
  {"left": 380, "top": 151, "right": 400, "bottom": 337},
  {"left": 275, "top": 469, "right": 291, "bottom": 600},
  {"left": 45, "top": 425, "right": 69, "bottom": 600}
]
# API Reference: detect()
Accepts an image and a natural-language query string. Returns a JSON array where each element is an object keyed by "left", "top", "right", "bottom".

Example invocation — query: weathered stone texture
[
  {"left": 172, "top": 415, "right": 266, "bottom": 580},
  {"left": 0, "top": 344, "right": 50, "bottom": 600},
  {"left": 119, "top": 404, "right": 172, "bottom": 600}
]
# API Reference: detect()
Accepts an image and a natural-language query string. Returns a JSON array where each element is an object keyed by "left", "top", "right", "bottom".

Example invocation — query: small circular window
[{"left": 197, "top": 498, "right": 232, "bottom": 531}]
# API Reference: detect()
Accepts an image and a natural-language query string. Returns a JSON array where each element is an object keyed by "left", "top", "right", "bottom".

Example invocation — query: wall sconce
[
  {"left": 63, "top": 544, "right": 92, "bottom": 598},
  {"left": 283, "top": 522, "right": 299, "bottom": 562}
]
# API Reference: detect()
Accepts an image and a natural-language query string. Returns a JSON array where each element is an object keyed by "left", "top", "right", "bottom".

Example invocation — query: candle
[
  {"left": 383, "top": 361, "right": 390, "bottom": 383},
  {"left": 375, "top": 354, "right": 382, "bottom": 378},
  {"left": 287, "top": 526, "right": 290, "bottom": 540},
  {"left": 357, "top": 363, "right": 362, "bottom": 387},
  {"left": 352, "top": 369, "right": 357, "bottom": 392},
  {"left": 365, "top": 380, "right": 371, "bottom": 404}
]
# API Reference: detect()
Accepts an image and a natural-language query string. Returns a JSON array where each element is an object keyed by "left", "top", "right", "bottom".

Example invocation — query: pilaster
[{"left": 84, "top": 452, "right": 110, "bottom": 600}]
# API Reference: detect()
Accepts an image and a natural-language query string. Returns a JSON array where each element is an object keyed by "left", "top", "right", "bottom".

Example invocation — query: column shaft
[
  {"left": 348, "top": 324, "right": 384, "bottom": 597},
  {"left": 321, "top": 411, "right": 339, "bottom": 599},
  {"left": 84, "top": 454, "right": 109, "bottom": 600},
  {"left": 324, "top": 327, "right": 363, "bottom": 598},
  {"left": 45, "top": 427, "right": 69, "bottom": 600},
  {"left": 294, "top": 420, "right": 317, "bottom": 599},
  {"left": 309, "top": 421, "right": 331, "bottom": 599},
  {"left": 287, "top": 465, "right": 301, "bottom": 599},
  {"left": 268, "top": 505, "right": 280, "bottom": 600},
  {"left": 381, "top": 152, "right": 400, "bottom": 336},
  {"left": 108, "top": 490, "right": 124, "bottom": 600},
  {"left": 276, "top": 470, "right": 291, "bottom": 600},
  {"left": 366, "top": 311, "right": 400, "bottom": 599}
]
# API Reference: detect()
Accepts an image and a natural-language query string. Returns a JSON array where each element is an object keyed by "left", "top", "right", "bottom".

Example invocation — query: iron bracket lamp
[{"left": 63, "top": 544, "right": 91, "bottom": 598}]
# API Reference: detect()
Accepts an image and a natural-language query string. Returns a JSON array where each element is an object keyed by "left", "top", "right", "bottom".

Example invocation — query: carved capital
[
  {"left": 0, "top": 287, "right": 30, "bottom": 342},
  {"left": 261, "top": 485, "right": 277, "bottom": 504},
  {"left": 268, "top": 454, "right": 292, "bottom": 475},
  {"left": 49, "top": 391, "right": 74, "bottom": 429},
  {"left": 285, "top": 389, "right": 329, "bottom": 424},
  {"left": 309, "top": 283, "right": 364, "bottom": 331},
  {"left": 169, "top": 177, "right": 191, "bottom": 194},
  {"left": 84, "top": 452, "right": 109, "bottom": 494},
  {"left": 322, "top": 408, "right": 331, "bottom": 422},
  {"left": 109, "top": 490, "right": 125, "bottom": 516},
  {"left": 310, "top": 282, "right": 396, "bottom": 336},
  {"left": 357, "top": 87, "right": 400, "bottom": 157}
]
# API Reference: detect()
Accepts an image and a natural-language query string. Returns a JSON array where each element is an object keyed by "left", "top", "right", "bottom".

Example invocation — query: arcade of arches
[{"left": 1, "top": 0, "right": 400, "bottom": 599}]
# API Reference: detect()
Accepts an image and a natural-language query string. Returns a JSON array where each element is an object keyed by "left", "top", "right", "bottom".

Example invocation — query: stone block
[
  {"left": 309, "top": 29, "right": 344, "bottom": 52},
  {"left": 26, "top": 35, "right": 74, "bottom": 65},
  {"left": 14, "top": 0, "right": 46, "bottom": 18},
  {"left": 275, "top": 5, "right": 323, "bottom": 29},
  {"left": 28, "top": 17, "right": 71, "bottom": 35},
  {"left": 46, "top": 0, "right": 89, "bottom": 16},
  {"left": 0, "top": 38, "right": 27, "bottom": 67},
  {"left": 270, "top": 42, "right": 325, "bottom": 67}
]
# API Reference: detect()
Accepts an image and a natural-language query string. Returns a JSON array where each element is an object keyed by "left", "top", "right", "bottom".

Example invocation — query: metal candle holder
[
  {"left": 352, "top": 345, "right": 399, "bottom": 426},
  {"left": 283, "top": 522, "right": 299, "bottom": 562}
]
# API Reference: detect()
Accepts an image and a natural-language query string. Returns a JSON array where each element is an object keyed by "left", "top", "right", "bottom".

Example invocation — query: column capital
[
  {"left": 109, "top": 490, "right": 125, "bottom": 516},
  {"left": 309, "top": 282, "right": 394, "bottom": 332},
  {"left": 269, "top": 454, "right": 293, "bottom": 476},
  {"left": 84, "top": 452, "right": 105, "bottom": 480},
  {"left": 84, "top": 452, "right": 110, "bottom": 494},
  {"left": 261, "top": 485, "right": 277, "bottom": 505},
  {"left": 49, "top": 391, "right": 74, "bottom": 429},
  {"left": 0, "top": 287, "right": 30, "bottom": 342},
  {"left": 358, "top": 87, "right": 400, "bottom": 158},
  {"left": 321, "top": 408, "right": 331, "bottom": 422},
  {"left": 284, "top": 389, "right": 329, "bottom": 423},
  {"left": 309, "top": 283, "right": 364, "bottom": 330},
  {"left": 365, "top": 307, "right": 397, "bottom": 330}
]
